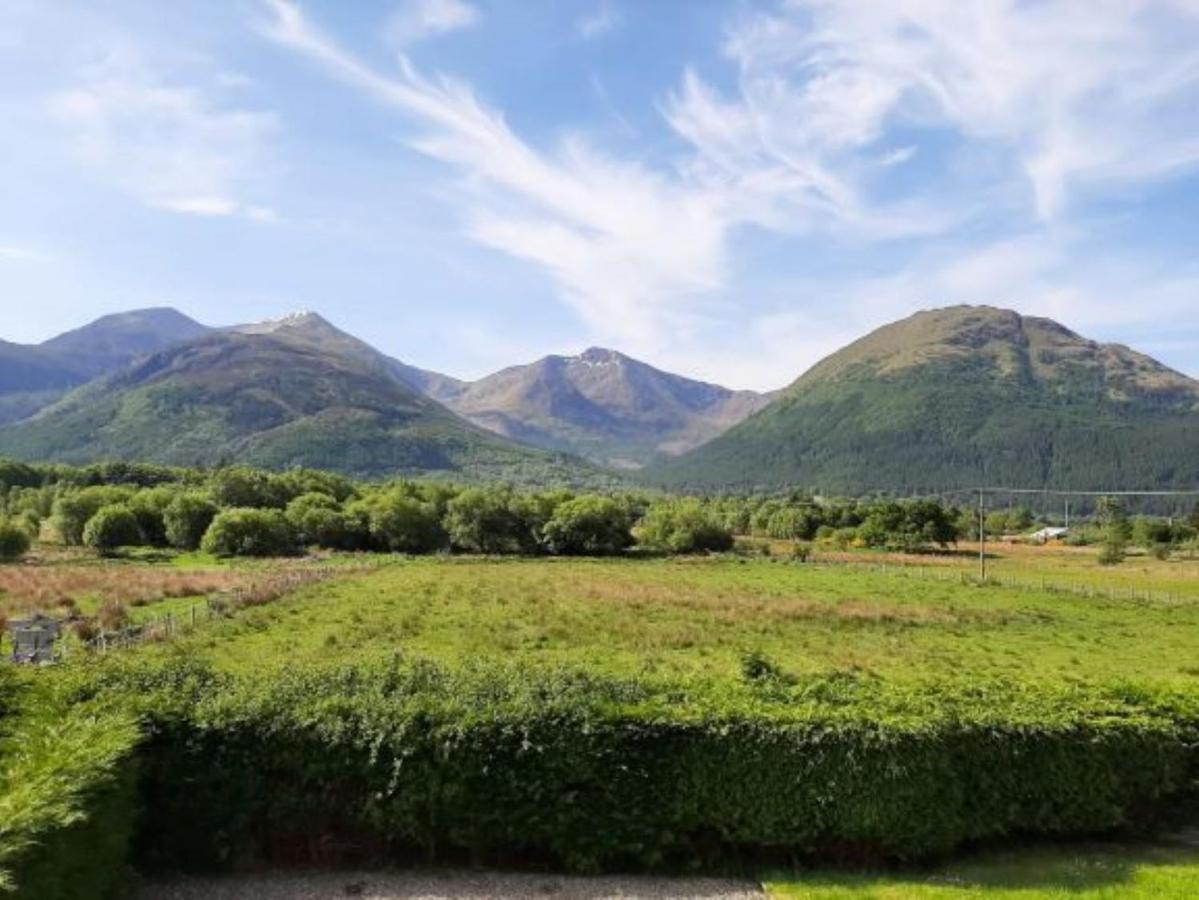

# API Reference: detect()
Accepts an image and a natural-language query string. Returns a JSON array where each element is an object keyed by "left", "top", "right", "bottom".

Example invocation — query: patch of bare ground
[{"left": 140, "top": 870, "right": 763, "bottom": 900}]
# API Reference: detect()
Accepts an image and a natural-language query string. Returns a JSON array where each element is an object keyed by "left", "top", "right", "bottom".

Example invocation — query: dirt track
[{"left": 140, "top": 869, "right": 765, "bottom": 899}]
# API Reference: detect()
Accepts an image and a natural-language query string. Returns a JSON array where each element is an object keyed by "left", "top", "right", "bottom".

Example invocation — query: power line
[{"left": 921, "top": 487, "right": 1199, "bottom": 498}]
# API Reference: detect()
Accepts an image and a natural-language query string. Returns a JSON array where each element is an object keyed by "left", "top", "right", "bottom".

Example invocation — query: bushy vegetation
[
  {"left": 5, "top": 459, "right": 1197, "bottom": 569},
  {"left": 542, "top": 496, "right": 633, "bottom": 555},
  {"left": 7, "top": 656, "right": 1195, "bottom": 880},
  {"left": 200, "top": 509, "right": 299, "bottom": 558},
  {"left": 0, "top": 520, "right": 31, "bottom": 562},
  {"left": 162, "top": 493, "right": 218, "bottom": 551},
  {"left": 81, "top": 505, "right": 142, "bottom": 557},
  {"left": 638, "top": 499, "right": 734, "bottom": 553},
  {"left": 3, "top": 543, "right": 1199, "bottom": 889},
  {"left": 0, "top": 672, "right": 140, "bottom": 898}
]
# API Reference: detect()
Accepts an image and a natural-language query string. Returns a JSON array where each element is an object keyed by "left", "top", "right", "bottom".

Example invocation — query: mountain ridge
[
  {"left": 647, "top": 305, "right": 1199, "bottom": 493},
  {"left": 0, "top": 315, "right": 613, "bottom": 485},
  {"left": 441, "top": 346, "right": 773, "bottom": 468},
  {"left": 0, "top": 307, "right": 212, "bottom": 424}
]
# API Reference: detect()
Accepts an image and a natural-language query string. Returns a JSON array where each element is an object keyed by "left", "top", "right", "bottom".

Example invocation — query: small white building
[{"left": 1030, "top": 527, "right": 1069, "bottom": 543}]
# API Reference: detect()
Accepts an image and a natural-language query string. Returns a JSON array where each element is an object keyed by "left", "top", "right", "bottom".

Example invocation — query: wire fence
[{"left": 80, "top": 566, "right": 345, "bottom": 655}]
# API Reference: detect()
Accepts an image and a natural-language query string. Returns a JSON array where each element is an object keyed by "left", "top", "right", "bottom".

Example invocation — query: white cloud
[
  {"left": 262, "top": 0, "right": 729, "bottom": 345},
  {"left": 48, "top": 50, "right": 280, "bottom": 220},
  {"left": 578, "top": 4, "right": 622, "bottom": 41},
  {"left": 879, "top": 146, "right": 916, "bottom": 167},
  {"left": 677, "top": 0, "right": 1199, "bottom": 221},
  {"left": 260, "top": 0, "right": 1199, "bottom": 388},
  {"left": 384, "top": 0, "right": 480, "bottom": 47}
]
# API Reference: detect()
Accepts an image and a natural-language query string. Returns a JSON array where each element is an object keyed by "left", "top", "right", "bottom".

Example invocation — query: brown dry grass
[
  {"left": 0, "top": 565, "right": 254, "bottom": 617},
  {"left": 575, "top": 580, "right": 981, "bottom": 626},
  {"left": 0, "top": 561, "right": 348, "bottom": 621}
]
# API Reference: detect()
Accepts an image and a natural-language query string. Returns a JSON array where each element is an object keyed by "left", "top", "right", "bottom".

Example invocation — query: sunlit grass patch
[{"left": 765, "top": 842, "right": 1199, "bottom": 898}]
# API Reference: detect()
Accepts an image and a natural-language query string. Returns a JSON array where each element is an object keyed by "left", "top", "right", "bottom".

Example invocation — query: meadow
[
  {"left": 4, "top": 534, "right": 1199, "bottom": 897},
  {"left": 157, "top": 552, "right": 1199, "bottom": 683}
]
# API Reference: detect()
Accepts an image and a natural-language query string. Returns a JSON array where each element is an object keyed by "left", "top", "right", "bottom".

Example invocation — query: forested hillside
[{"left": 649, "top": 306, "right": 1199, "bottom": 493}]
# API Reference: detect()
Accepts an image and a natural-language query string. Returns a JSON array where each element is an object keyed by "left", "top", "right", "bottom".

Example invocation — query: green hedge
[
  {"left": 0, "top": 677, "right": 140, "bottom": 899},
  {"left": 71, "top": 659, "right": 1199, "bottom": 874}
]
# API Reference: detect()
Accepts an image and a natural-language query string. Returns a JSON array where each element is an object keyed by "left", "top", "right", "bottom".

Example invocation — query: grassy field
[
  {"left": 766, "top": 842, "right": 1199, "bottom": 898},
  {"left": 6, "top": 543, "right": 1199, "bottom": 893},
  {"left": 811, "top": 540, "right": 1199, "bottom": 600},
  {"left": 126, "top": 552, "right": 1199, "bottom": 684}
]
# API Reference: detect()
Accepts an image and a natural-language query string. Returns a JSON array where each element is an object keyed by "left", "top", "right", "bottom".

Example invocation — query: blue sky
[{"left": 2, "top": 0, "right": 1198, "bottom": 390}]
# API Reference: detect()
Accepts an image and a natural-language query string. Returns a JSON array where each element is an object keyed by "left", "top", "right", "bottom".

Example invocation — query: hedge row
[
  {"left": 52, "top": 658, "right": 1199, "bottom": 876},
  {"left": 0, "top": 675, "right": 140, "bottom": 899}
]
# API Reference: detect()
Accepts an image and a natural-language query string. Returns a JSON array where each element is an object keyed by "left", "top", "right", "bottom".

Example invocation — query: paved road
[{"left": 141, "top": 870, "right": 765, "bottom": 899}]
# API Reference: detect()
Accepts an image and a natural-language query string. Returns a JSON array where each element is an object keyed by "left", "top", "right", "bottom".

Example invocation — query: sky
[{"left": 1, "top": 0, "right": 1198, "bottom": 391}]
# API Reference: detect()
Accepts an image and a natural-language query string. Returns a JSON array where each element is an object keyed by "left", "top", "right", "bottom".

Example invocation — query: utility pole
[
  {"left": 1064, "top": 499, "right": 1070, "bottom": 531},
  {"left": 978, "top": 489, "right": 987, "bottom": 581}
]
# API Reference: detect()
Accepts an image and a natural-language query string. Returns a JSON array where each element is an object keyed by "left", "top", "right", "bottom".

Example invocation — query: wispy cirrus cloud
[
  {"left": 257, "top": 0, "right": 1199, "bottom": 386},
  {"left": 383, "top": 0, "right": 480, "bottom": 48},
  {"left": 47, "top": 41, "right": 280, "bottom": 221},
  {"left": 257, "top": 0, "right": 1199, "bottom": 387},
  {"left": 258, "top": 0, "right": 966, "bottom": 353},
  {"left": 676, "top": 0, "right": 1199, "bottom": 221},
  {"left": 261, "top": 0, "right": 731, "bottom": 345},
  {"left": 577, "top": 4, "right": 622, "bottom": 41}
]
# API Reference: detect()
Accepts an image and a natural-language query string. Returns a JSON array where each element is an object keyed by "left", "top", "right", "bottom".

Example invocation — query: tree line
[{"left": 2, "top": 459, "right": 1196, "bottom": 562}]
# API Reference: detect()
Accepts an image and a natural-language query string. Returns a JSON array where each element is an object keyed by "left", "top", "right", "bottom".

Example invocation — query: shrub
[
  {"left": 0, "top": 519, "right": 31, "bottom": 562},
  {"left": 200, "top": 509, "right": 299, "bottom": 558},
  {"left": 445, "top": 488, "right": 531, "bottom": 554},
  {"left": 740, "top": 649, "right": 785, "bottom": 682},
  {"left": 96, "top": 599, "right": 130, "bottom": 632},
  {"left": 766, "top": 507, "right": 820, "bottom": 541},
  {"left": 859, "top": 500, "right": 958, "bottom": 552},
  {"left": 285, "top": 493, "right": 359, "bottom": 550},
  {"left": 17, "top": 510, "right": 40, "bottom": 540},
  {"left": 163, "top": 493, "right": 218, "bottom": 551},
  {"left": 51, "top": 487, "right": 132, "bottom": 546},
  {"left": 361, "top": 491, "right": 446, "bottom": 553},
  {"left": 637, "top": 500, "right": 733, "bottom": 554},
  {"left": 208, "top": 467, "right": 286, "bottom": 510},
  {"left": 0, "top": 682, "right": 140, "bottom": 898},
  {"left": 126, "top": 488, "right": 174, "bottom": 548},
  {"left": 1132, "top": 517, "right": 1174, "bottom": 549},
  {"left": 82, "top": 506, "right": 143, "bottom": 557},
  {"left": 275, "top": 468, "right": 356, "bottom": 503},
  {"left": 542, "top": 496, "right": 632, "bottom": 556},
  {"left": 1098, "top": 498, "right": 1130, "bottom": 566}
]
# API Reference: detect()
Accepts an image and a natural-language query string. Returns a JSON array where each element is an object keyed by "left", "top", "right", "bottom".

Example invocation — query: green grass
[
  {"left": 137, "top": 555, "right": 1199, "bottom": 684},
  {"left": 766, "top": 842, "right": 1199, "bottom": 898}
]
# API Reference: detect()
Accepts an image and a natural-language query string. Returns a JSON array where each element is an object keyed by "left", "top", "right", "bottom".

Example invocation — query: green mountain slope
[
  {"left": 444, "top": 347, "right": 772, "bottom": 468},
  {"left": 0, "top": 308, "right": 211, "bottom": 424},
  {"left": 0, "top": 319, "right": 611, "bottom": 485},
  {"left": 647, "top": 306, "right": 1199, "bottom": 493}
]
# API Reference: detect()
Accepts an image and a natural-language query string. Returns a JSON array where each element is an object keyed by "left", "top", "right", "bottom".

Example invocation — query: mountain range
[
  {"left": 0, "top": 312, "right": 618, "bottom": 485},
  {"left": 1, "top": 304, "right": 1196, "bottom": 493}
]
